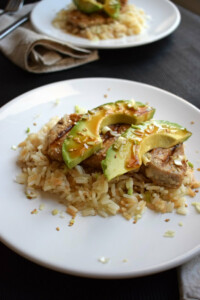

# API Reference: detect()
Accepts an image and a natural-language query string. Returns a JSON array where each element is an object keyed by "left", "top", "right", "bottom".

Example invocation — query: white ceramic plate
[
  {"left": 31, "top": 0, "right": 181, "bottom": 49},
  {"left": 0, "top": 78, "right": 200, "bottom": 279}
]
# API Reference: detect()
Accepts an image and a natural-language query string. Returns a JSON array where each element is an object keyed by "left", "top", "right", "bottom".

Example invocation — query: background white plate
[
  {"left": 0, "top": 78, "right": 200, "bottom": 278},
  {"left": 31, "top": 0, "right": 181, "bottom": 49}
]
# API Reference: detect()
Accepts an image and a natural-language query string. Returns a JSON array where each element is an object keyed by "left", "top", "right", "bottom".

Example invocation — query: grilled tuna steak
[
  {"left": 46, "top": 114, "right": 129, "bottom": 166},
  {"left": 143, "top": 144, "right": 187, "bottom": 188},
  {"left": 46, "top": 115, "right": 187, "bottom": 188},
  {"left": 46, "top": 114, "right": 82, "bottom": 161}
]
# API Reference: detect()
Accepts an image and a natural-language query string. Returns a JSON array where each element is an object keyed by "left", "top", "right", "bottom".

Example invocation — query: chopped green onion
[
  {"left": 188, "top": 161, "right": 194, "bottom": 168},
  {"left": 144, "top": 191, "right": 151, "bottom": 202},
  {"left": 127, "top": 188, "right": 133, "bottom": 195},
  {"left": 75, "top": 105, "right": 87, "bottom": 114}
]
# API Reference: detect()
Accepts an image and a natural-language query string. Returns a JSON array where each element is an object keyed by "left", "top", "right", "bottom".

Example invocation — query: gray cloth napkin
[
  {"left": 178, "top": 254, "right": 200, "bottom": 299},
  {"left": 0, "top": 4, "right": 99, "bottom": 73}
]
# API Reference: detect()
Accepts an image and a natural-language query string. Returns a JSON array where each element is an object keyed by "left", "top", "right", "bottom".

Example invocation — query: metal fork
[{"left": 0, "top": 0, "right": 24, "bottom": 16}]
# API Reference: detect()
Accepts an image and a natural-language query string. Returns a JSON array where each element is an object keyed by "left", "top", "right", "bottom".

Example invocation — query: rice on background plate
[
  {"left": 16, "top": 116, "right": 200, "bottom": 222},
  {"left": 52, "top": 3, "right": 147, "bottom": 41}
]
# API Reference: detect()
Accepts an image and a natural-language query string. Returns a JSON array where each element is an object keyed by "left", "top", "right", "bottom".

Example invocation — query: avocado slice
[
  {"left": 62, "top": 100, "right": 155, "bottom": 169},
  {"left": 101, "top": 120, "right": 192, "bottom": 181},
  {"left": 73, "top": 0, "right": 103, "bottom": 14},
  {"left": 104, "top": 0, "right": 121, "bottom": 18}
]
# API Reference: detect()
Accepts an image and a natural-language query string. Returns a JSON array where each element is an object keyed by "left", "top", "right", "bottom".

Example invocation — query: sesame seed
[
  {"left": 39, "top": 204, "right": 45, "bottom": 211},
  {"left": 68, "top": 218, "right": 75, "bottom": 226},
  {"left": 77, "top": 132, "right": 84, "bottom": 136},
  {"left": 98, "top": 257, "right": 110, "bottom": 264},
  {"left": 11, "top": 145, "right": 17, "bottom": 150},
  {"left": 84, "top": 143, "right": 89, "bottom": 149},
  {"left": 163, "top": 230, "right": 175, "bottom": 237},
  {"left": 52, "top": 209, "right": 59, "bottom": 216}
]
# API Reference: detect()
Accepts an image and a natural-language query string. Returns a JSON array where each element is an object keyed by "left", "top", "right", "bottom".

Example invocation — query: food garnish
[
  {"left": 16, "top": 99, "right": 200, "bottom": 221},
  {"left": 62, "top": 100, "right": 155, "bottom": 169},
  {"left": 52, "top": 0, "right": 147, "bottom": 40}
]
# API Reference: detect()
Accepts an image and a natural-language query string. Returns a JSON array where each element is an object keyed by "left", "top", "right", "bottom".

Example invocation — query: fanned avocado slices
[
  {"left": 101, "top": 120, "right": 192, "bottom": 181},
  {"left": 73, "top": 0, "right": 121, "bottom": 18},
  {"left": 73, "top": 0, "right": 103, "bottom": 14},
  {"left": 104, "top": 0, "right": 121, "bottom": 18},
  {"left": 62, "top": 100, "right": 155, "bottom": 169}
]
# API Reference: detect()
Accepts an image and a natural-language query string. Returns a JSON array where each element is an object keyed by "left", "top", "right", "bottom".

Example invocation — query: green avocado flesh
[
  {"left": 101, "top": 120, "right": 192, "bottom": 181},
  {"left": 73, "top": 0, "right": 103, "bottom": 13},
  {"left": 104, "top": 0, "right": 121, "bottom": 18},
  {"left": 73, "top": 0, "right": 120, "bottom": 18},
  {"left": 62, "top": 100, "right": 155, "bottom": 169}
]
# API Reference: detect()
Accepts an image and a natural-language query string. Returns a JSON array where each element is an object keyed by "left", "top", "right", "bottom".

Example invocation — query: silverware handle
[{"left": 0, "top": 13, "right": 29, "bottom": 40}]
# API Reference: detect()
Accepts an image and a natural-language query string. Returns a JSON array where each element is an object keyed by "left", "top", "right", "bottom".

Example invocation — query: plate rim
[
  {"left": 1, "top": 77, "right": 199, "bottom": 113},
  {"left": 30, "top": 0, "right": 181, "bottom": 49},
  {"left": 0, "top": 77, "right": 200, "bottom": 279}
]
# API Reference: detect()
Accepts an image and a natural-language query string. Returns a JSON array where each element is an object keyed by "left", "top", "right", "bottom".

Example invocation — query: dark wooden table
[{"left": 0, "top": 1, "right": 199, "bottom": 299}]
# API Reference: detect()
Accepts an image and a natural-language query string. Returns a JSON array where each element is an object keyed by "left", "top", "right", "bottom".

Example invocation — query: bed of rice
[
  {"left": 16, "top": 117, "right": 199, "bottom": 221},
  {"left": 52, "top": 4, "right": 147, "bottom": 41}
]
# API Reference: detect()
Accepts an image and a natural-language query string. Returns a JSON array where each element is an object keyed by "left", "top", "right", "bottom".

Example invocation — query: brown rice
[
  {"left": 16, "top": 117, "right": 200, "bottom": 221},
  {"left": 52, "top": 4, "right": 147, "bottom": 41}
]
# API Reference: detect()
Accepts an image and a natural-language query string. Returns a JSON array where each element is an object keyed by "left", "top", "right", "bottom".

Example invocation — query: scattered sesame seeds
[
  {"left": 73, "top": 137, "right": 81, "bottom": 143},
  {"left": 192, "top": 202, "right": 200, "bottom": 213},
  {"left": 56, "top": 227, "right": 60, "bottom": 231},
  {"left": 52, "top": 209, "right": 59, "bottom": 216},
  {"left": 163, "top": 230, "right": 175, "bottom": 237},
  {"left": 190, "top": 121, "right": 194, "bottom": 124},
  {"left": 178, "top": 222, "right": 183, "bottom": 227},
  {"left": 39, "top": 204, "right": 45, "bottom": 211},
  {"left": 68, "top": 148, "right": 76, "bottom": 152},
  {"left": 104, "top": 94, "right": 108, "bottom": 98},
  {"left": 165, "top": 219, "right": 170, "bottom": 222},
  {"left": 68, "top": 218, "right": 75, "bottom": 226},
  {"left": 77, "top": 132, "right": 84, "bottom": 136},
  {"left": 33, "top": 122, "right": 37, "bottom": 126},
  {"left": 197, "top": 168, "right": 200, "bottom": 172},
  {"left": 25, "top": 189, "right": 38, "bottom": 199},
  {"left": 122, "top": 259, "right": 128, "bottom": 263},
  {"left": 98, "top": 257, "right": 110, "bottom": 264},
  {"left": 84, "top": 143, "right": 89, "bottom": 149},
  {"left": 11, "top": 145, "right": 17, "bottom": 150}
]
